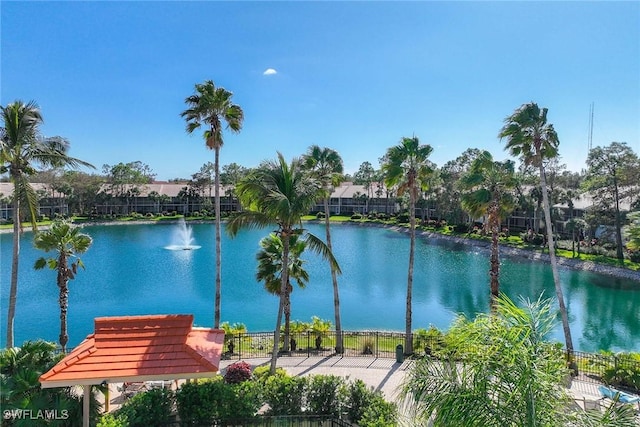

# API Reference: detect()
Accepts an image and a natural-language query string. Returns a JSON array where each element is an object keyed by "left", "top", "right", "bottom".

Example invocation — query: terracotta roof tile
[{"left": 40, "top": 314, "right": 224, "bottom": 387}]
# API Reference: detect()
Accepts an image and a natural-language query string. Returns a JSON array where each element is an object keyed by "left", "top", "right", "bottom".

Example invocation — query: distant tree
[
  {"left": 102, "top": 161, "right": 154, "bottom": 214},
  {"left": 353, "top": 161, "right": 376, "bottom": 197},
  {"left": 382, "top": 136, "right": 434, "bottom": 355},
  {"left": 499, "top": 102, "right": 574, "bottom": 355},
  {"left": 459, "top": 151, "right": 517, "bottom": 311},
  {"left": 1, "top": 100, "right": 93, "bottom": 348},
  {"left": 34, "top": 220, "right": 92, "bottom": 352},
  {"left": 437, "top": 148, "right": 482, "bottom": 224},
  {"left": 625, "top": 211, "right": 640, "bottom": 251},
  {"left": 220, "top": 162, "right": 249, "bottom": 186},
  {"left": 583, "top": 142, "right": 640, "bottom": 260},
  {"left": 181, "top": 80, "right": 244, "bottom": 328}
]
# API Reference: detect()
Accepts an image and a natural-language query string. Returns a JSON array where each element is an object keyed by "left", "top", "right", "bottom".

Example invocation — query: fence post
[
  {"left": 375, "top": 332, "right": 379, "bottom": 358},
  {"left": 307, "top": 331, "right": 310, "bottom": 357}
]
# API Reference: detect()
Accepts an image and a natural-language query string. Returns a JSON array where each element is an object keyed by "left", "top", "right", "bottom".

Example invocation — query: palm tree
[
  {"left": 459, "top": 151, "right": 517, "bottom": 312},
  {"left": 302, "top": 145, "right": 345, "bottom": 353},
  {"left": 381, "top": 136, "right": 434, "bottom": 355},
  {"left": 227, "top": 152, "right": 341, "bottom": 374},
  {"left": 400, "top": 294, "right": 637, "bottom": 427},
  {"left": 1, "top": 100, "right": 93, "bottom": 348},
  {"left": 257, "top": 233, "right": 309, "bottom": 351},
  {"left": 499, "top": 102, "right": 574, "bottom": 355},
  {"left": 181, "top": 80, "right": 244, "bottom": 329},
  {"left": 34, "top": 220, "right": 92, "bottom": 352}
]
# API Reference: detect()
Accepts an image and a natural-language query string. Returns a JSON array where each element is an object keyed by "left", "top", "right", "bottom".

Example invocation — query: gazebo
[{"left": 39, "top": 314, "right": 225, "bottom": 427}]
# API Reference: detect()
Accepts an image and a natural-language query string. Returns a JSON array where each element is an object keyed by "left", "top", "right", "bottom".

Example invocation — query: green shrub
[
  {"left": 96, "top": 413, "right": 127, "bottom": 427},
  {"left": 305, "top": 375, "right": 347, "bottom": 417},
  {"left": 316, "top": 211, "right": 326, "bottom": 219},
  {"left": 262, "top": 374, "right": 307, "bottom": 415},
  {"left": 358, "top": 394, "right": 397, "bottom": 427},
  {"left": 351, "top": 213, "right": 363, "bottom": 220},
  {"left": 252, "top": 365, "right": 288, "bottom": 383},
  {"left": 114, "top": 388, "right": 174, "bottom": 427},
  {"left": 176, "top": 377, "right": 260, "bottom": 424},
  {"left": 397, "top": 213, "right": 409, "bottom": 223},
  {"left": 345, "top": 379, "right": 375, "bottom": 422},
  {"left": 413, "top": 326, "right": 446, "bottom": 356},
  {"left": 592, "top": 352, "right": 640, "bottom": 391}
]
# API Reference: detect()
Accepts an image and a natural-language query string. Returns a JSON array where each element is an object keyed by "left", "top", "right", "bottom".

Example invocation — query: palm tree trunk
[
  {"left": 283, "top": 288, "right": 291, "bottom": 352},
  {"left": 270, "top": 231, "right": 290, "bottom": 374},
  {"left": 324, "top": 196, "right": 343, "bottom": 353},
  {"left": 539, "top": 165, "right": 574, "bottom": 354},
  {"left": 6, "top": 202, "right": 20, "bottom": 348},
  {"left": 489, "top": 204, "right": 500, "bottom": 313},
  {"left": 613, "top": 178, "right": 624, "bottom": 260},
  {"left": 214, "top": 147, "right": 222, "bottom": 328},
  {"left": 405, "top": 187, "right": 416, "bottom": 355},
  {"left": 58, "top": 254, "right": 69, "bottom": 352}
]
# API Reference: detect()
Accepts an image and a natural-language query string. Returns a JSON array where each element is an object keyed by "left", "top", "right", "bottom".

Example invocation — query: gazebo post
[{"left": 83, "top": 385, "right": 90, "bottom": 427}]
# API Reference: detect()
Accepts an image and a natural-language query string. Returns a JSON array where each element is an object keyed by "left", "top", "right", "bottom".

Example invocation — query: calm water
[{"left": 1, "top": 222, "right": 639, "bottom": 352}]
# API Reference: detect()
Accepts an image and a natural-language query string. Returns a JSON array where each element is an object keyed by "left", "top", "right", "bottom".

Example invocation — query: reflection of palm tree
[
  {"left": 499, "top": 102, "right": 574, "bottom": 354},
  {"left": 34, "top": 220, "right": 92, "bottom": 352},
  {"left": 302, "top": 145, "right": 345, "bottom": 353},
  {"left": 181, "top": 80, "right": 244, "bottom": 329},
  {"left": 460, "top": 151, "right": 516, "bottom": 312},
  {"left": 257, "top": 233, "right": 309, "bottom": 352},
  {"left": 382, "top": 136, "right": 434, "bottom": 355},
  {"left": 227, "top": 152, "right": 341, "bottom": 374},
  {"left": 2, "top": 100, "right": 93, "bottom": 348}
]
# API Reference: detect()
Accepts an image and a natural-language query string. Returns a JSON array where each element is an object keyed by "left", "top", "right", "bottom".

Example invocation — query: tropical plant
[
  {"left": 459, "top": 150, "right": 517, "bottom": 311},
  {"left": 499, "top": 102, "right": 574, "bottom": 355},
  {"left": 302, "top": 145, "right": 345, "bottom": 353},
  {"left": 381, "top": 136, "right": 434, "bottom": 354},
  {"left": 625, "top": 211, "right": 640, "bottom": 251},
  {"left": 33, "top": 220, "right": 92, "bottom": 352},
  {"left": 0, "top": 340, "right": 101, "bottom": 426},
  {"left": 583, "top": 142, "right": 640, "bottom": 260},
  {"left": 111, "top": 388, "right": 174, "bottom": 427},
  {"left": 219, "top": 321, "right": 247, "bottom": 354},
  {"left": 227, "top": 152, "right": 341, "bottom": 374},
  {"left": 181, "top": 80, "right": 244, "bottom": 329},
  {"left": 1, "top": 100, "right": 94, "bottom": 348},
  {"left": 400, "top": 294, "right": 637, "bottom": 427},
  {"left": 257, "top": 233, "right": 309, "bottom": 351}
]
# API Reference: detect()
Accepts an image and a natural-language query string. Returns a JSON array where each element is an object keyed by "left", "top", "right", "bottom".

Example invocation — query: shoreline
[{"left": 3, "top": 218, "right": 639, "bottom": 282}]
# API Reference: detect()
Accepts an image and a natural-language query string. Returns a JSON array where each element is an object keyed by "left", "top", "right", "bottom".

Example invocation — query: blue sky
[{"left": 2, "top": 1, "right": 639, "bottom": 180}]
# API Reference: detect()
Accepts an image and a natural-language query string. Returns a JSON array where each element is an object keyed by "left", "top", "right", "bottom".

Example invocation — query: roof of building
[{"left": 39, "top": 314, "right": 224, "bottom": 388}]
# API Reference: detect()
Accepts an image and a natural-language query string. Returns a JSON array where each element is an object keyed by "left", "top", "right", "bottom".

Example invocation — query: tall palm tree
[
  {"left": 382, "top": 136, "right": 434, "bottom": 355},
  {"left": 227, "top": 152, "right": 341, "bottom": 374},
  {"left": 257, "top": 233, "right": 309, "bottom": 351},
  {"left": 302, "top": 145, "right": 345, "bottom": 353},
  {"left": 499, "top": 102, "right": 574, "bottom": 355},
  {"left": 1, "top": 100, "right": 93, "bottom": 348},
  {"left": 181, "top": 80, "right": 244, "bottom": 329},
  {"left": 459, "top": 151, "right": 517, "bottom": 312},
  {"left": 34, "top": 220, "right": 92, "bottom": 352}
]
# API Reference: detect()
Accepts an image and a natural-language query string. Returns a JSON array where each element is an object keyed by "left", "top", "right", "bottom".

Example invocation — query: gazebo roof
[{"left": 40, "top": 314, "right": 224, "bottom": 388}]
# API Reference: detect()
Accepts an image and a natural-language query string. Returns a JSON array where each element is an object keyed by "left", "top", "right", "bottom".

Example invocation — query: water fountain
[{"left": 164, "top": 218, "right": 201, "bottom": 250}]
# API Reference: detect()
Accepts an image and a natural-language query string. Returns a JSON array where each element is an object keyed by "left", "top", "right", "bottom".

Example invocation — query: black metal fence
[{"left": 222, "top": 331, "right": 640, "bottom": 392}]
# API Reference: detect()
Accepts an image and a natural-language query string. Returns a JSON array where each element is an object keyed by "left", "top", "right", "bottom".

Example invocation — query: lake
[{"left": 1, "top": 222, "right": 639, "bottom": 352}]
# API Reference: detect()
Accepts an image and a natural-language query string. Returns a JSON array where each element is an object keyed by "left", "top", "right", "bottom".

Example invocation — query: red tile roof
[{"left": 40, "top": 314, "right": 224, "bottom": 388}]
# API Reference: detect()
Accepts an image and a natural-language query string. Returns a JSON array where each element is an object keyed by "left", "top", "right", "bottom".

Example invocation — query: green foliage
[
  {"left": 590, "top": 351, "right": 640, "bottom": 391},
  {"left": 176, "top": 377, "right": 261, "bottom": 424},
  {"left": 358, "top": 394, "right": 397, "bottom": 427},
  {"left": 113, "top": 388, "right": 174, "bottom": 427},
  {"left": 413, "top": 326, "right": 445, "bottom": 355},
  {"left": 0, "top": 340, "right": 101, "bottom": 427},
  {"left": 96, "top": 413, "right": 127, "bottom": 427},
  {"left": 305, "top": 375, "right": 347, "bottom": 417},
  {"left": 262, "top": 374, "right": 307, "bottom": 415}
]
